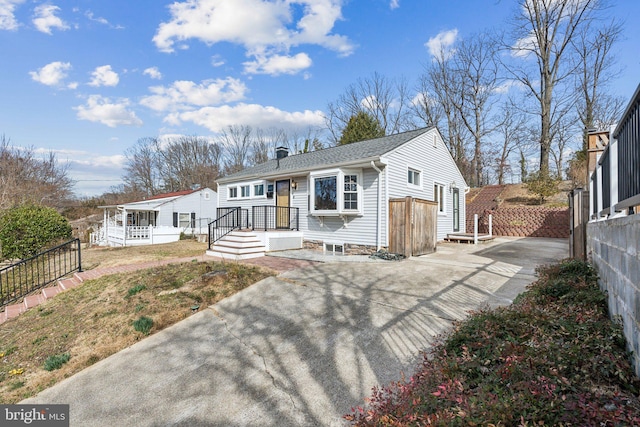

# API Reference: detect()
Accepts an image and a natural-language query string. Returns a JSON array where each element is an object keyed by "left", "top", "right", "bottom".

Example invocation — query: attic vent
[{"left": 275, "top": 146, "right": 289, "bottom": 159}]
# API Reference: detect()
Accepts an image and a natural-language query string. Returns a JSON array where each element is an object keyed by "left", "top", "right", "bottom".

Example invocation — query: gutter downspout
[{"left": 371, "top": 161, "right": 383, "bottom": 251}]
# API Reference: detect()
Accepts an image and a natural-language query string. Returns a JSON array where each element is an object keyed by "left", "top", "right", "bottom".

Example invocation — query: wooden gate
[
  {"left": 389, "top": 197, "right": 437, "bottom": 257},
  {"left": 569, "top": 188, "right": 589, "bottom": 260}
]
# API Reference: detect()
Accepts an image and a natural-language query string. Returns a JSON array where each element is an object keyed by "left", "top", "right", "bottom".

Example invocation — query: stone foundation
[{"left": 302, "top": 240, "right": 383, "bottom": 255}]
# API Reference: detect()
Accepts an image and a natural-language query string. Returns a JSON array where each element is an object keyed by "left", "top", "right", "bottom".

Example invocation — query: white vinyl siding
[
  {"left": 384, "top": 129, "right": 467, "bottom": 240},
  {"left": 152, "top": 189, "right": 217, "bottom": 232},
  {"left": 305, "top": 168, "right": 381, "bottom": 247}
]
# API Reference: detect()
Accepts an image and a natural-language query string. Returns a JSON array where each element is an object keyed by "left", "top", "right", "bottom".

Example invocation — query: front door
[
  {"left": 453, "top": 187, "right": 460, "bottom": 232},
  {"left": 275, "top": 180, "right": 290, "bottom": 229}
]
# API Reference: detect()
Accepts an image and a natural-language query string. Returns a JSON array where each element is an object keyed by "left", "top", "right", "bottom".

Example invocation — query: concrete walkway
[{"left": 22, "top": 237, "right": 567, "bottom": 426}]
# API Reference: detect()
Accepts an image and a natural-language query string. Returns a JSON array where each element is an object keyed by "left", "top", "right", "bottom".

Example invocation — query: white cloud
[
  {"left": 153, "top": 0, "right": 354, "bottom": 76},
  {"left": 84, "top": 10, "right": 124, "bottom": 29},
  {"left": 75, "top": 95, "right": 142, "bottom": 127},
  {"left": 140, "top": 77, "right": 248, "bottom": 112},
  {"left": 88, "top": 65, "right": 119, "bottom": 87},
  {"left": 211, "top": 55, "right": 225, "bottom": 67},
  {"left": 425, "top": 28, "right": 458, "bottom": 60},
  {"left": 243, "top": 52, "right": 312, "bottom": 75},
  {"left": 33, "top": 4, "right": 69, "bottom": 34},
  {"left": 166, "top": 103, "right": 325, "bottom": 133},
  {"left": 0, "top": 0, "right": 24, "bottom": 30},
  {"left": 143, "top": 67, "right": 162, "bottom": 80},
  {"left": 29, "top": 61, "right": 72, "bottom": 86},
  {"left": 390, "top": 0, "right": 399, "bottom": 9},
  {"left": 511, "top": 32, "right": 538, "bottom": 58}
]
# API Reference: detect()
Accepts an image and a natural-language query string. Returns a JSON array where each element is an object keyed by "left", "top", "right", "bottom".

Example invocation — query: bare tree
[
  {"left": 0, "top": 135, "right": 74, "bottom": 210},
  {"left": 158, "top": 136, "right": 222, "bottom": 191},
  {"left": 123, "top": 137, "right": 160, "bottom": 196},
  {"left": 220, "top": 125, "right": 253, "bottom": 175},
  {"left": 573, "top": 19, "right": 623, "bottom": 148},
  {"left": 493, "top": 101, "right": 530, "bottom": 185},
  {"left": 123, "top": 135, "right": 221, "bottom": 194},
  {"left": 415, "top": 41, "right": 471, "bottom": 181},
  {"left": 506, "top": 0, "right": 607, "bottom": 177},
  {"left": 325, "top": 72, "right": 411, "bottom": 144},
  {"left": 450, "top": 32, "right": 501, "bottom": 186}
]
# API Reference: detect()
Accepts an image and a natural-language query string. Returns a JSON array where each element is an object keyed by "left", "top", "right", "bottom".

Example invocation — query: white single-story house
[
  {"left": 210, "top": 127, "right": 467, "bottom": 258},
  {"left": 92, "top": 187, "right": 217, "bottom": 247}
]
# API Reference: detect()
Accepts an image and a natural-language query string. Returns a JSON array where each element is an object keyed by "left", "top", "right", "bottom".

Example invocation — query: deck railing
[
  {"left": 591, "top": 84, "right": 640, "bottom": 217},
  {"left": 251, "top": 206, "right": 299, "bottom": 231},
  {"left": 208, "top": 208, "right": 248, "bottom": 249},
  {"left": 1, "top": 239, "right": 82, "bottom": 308}
]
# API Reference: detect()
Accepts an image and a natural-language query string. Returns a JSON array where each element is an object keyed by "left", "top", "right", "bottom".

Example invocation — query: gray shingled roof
[{"left": 218, "top": 127, "right": 433, "bottom": 183}]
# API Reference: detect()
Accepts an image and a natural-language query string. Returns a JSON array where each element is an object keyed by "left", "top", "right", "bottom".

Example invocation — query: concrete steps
[{"left": 206, "top": 231, "right": 266, "bottom": 260}]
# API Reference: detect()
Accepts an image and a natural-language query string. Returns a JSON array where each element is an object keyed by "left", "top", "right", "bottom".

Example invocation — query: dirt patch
[{"left": 498, "top": 182, "right": 571, "bottom": 208}]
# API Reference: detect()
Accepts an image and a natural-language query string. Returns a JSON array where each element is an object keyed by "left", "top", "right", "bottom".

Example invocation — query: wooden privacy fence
[
  {"left": 389, "top": 197, "right": 437, "bottom": 257},
  {"left": 569, "top": 188, "right": 590, "bottom": 260}
]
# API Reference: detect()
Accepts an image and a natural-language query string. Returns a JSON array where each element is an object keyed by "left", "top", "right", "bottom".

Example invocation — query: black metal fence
[
  {"left": 614, "top": 84, "right": 640, "bottom": 210},
  {"left": 1, "top": 239, "right": 82, "bottom": 308},
  {"left": 208, "top": 208, "right": 249, "bottom": 249},
  {"left": 251, "top": 206, "right": 300, "bottom": 231}
]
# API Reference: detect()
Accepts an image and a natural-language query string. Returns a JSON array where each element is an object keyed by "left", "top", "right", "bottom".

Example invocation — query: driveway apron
[{"left": 22, "top": 237, "right": 567, "bottom": 426}]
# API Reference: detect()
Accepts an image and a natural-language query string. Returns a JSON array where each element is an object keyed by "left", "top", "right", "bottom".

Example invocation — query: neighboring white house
[
  {"left": 92, "top": 188, "right": 217, "bottom": 247},
  {"left": 213, "top": 128, "right": 467, "bottom": 256}
]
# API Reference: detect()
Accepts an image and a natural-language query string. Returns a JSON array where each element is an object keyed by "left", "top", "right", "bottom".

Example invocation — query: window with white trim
[
  {"left": 239, "top": 185, "right": 250, "bottom": 198},
  {"left": 228, "top": 187, "right": 237, "bottom": 199},
  {"left": 310, "top": 169, "right": 362, "bottom": 215},
  {"left": 434, "top": 183, "right": 445, "bottom": 214},
  {"left": 407, "top": 168, "right": 421, "bottom": 187},
  {"left": 253, "top": 183, "right": 264, "bottom": 197},
  {"left": 178, "top": 213, "right": 191, "bottom": 228},
  {"left": 343, "top": 174, "right": 358, "bottom": 210}
]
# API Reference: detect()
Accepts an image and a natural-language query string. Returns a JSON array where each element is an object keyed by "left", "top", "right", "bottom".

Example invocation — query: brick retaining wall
[{"left": 467, "top": 207, "right": 569, "bottom": 238}]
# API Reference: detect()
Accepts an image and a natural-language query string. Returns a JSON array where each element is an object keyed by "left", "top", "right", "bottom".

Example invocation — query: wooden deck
[{"left": 445, "top": 233, "right": 495, "bottom": 243}]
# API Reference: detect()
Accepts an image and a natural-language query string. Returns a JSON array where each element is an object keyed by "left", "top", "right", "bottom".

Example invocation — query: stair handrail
[
  {"left": 1, "top": 238, "right": 82, "bottom": 308},
  {"left": 207, "top": 208, "right": 248, "bottom": 249}
]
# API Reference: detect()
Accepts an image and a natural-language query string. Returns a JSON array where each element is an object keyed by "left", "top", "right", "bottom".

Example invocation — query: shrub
[
  {"left": 0, "top": 204, "right": 72, "bottom": 260},
  {"left": 345, "top": 259, "right": 640, "bottom": 426},
  {"left": 524, "top": 171, "right": 561, "bottom": 204},
  {"left": 133, "top": 316, "right": 154, "bottom": 335},
  {"left": 44, "top": 353, "right": 71, "bottom": 371},
  {"left": 126, "top": 284, "right": 146, "bottom": 298}
]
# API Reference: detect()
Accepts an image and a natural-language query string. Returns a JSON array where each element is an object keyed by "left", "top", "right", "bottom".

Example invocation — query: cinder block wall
[
  {"left": 468, "top": 207, "right": 569, "bottom": 238},
  {"left": 587, "top": 215, "right": 640, "bottom": 375}
]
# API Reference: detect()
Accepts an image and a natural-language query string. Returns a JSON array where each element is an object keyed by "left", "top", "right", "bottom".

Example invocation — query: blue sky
[{"left": 1, "top": 0, "right": 639, "bottom": 196}]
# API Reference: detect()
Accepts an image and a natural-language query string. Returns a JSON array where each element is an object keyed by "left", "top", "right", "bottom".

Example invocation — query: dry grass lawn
[
  {"left": 81, "top": 239, "right": 208, "bottom": 270},
  {"left": 0, "top": 242, "right": 275, "bottom": 404}
]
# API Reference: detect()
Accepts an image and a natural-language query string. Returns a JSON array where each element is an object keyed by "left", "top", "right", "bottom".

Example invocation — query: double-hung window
[
  {"left": 310, "top": 169, "right": 362, "bottom": 215},
  {"left": 228, "top": 187, "right": 238, "bottom": 199},
  {"left": 253, "top": 183, "right": 265, "bottom": 197},
  {"left": 343, "top": 174, "right": 358, "bottom": 210},
  {"left": 240, "top": 185, "right": 250, "bottom": 198},
  {"left": 178, "top": 213, "right": 191, "bottom": 228}
]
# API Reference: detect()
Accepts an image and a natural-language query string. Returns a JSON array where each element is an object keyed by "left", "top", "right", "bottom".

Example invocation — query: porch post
[
  {"left": 473, "top": 214, "right": 478, "bottom": 245},
  {"left": 123, "top": 208, "right": 127, "bottom": 247},
  {"left": 103, "top": 209, "right": 108, "bottom": 244}
]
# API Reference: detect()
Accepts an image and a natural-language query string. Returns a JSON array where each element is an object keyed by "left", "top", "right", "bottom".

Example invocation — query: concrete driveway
[{"left": 23, "top": 237, "right": 567, "bottom": 426}]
